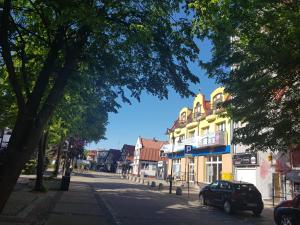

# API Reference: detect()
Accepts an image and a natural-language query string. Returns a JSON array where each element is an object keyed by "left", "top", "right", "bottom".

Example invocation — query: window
[
  {"left": 194, "top": 102, "right": 201, "bottom": 117},
  {"left": 233, "top": 183, "right": 256, "bottom": 191},
  {"left": 210, "top": 181, "right": 219, "bottom": 189},
  {"left": 217, "top": 122, "right": 226, "bottom": 132},
  {"left": 202, "top": 127, "right": 209, "bottom": 135},
  {"left": 220, "top": 181, "right": 231, "bottom": 190},
  {"left": 181, "top": 112, "right": 186, "bottom": 122},
  {"left": 188, "top": 158, "right": 195, "bottom": 182},
  {"left": 178, "top": 135, "right": 185, "bottom": 141},
  {"left": 213, "top": 93, "right": 223, "bottom": 110},
  {"left": 188, "top": 130, "right": 195, "bottom": 138},
  {"left": 206, "top": 156, "right": 222, "bottom": 183},
  {"left": 141, "top": 163, "right": 149, "bottom": 170},
  {"left": 173, "top": 159, "right": 181, "bottom": 179}
]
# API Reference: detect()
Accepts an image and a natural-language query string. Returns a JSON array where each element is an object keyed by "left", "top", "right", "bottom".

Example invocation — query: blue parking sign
[{"left": 184, "top": 145, "right": 193, "bottom": 156}]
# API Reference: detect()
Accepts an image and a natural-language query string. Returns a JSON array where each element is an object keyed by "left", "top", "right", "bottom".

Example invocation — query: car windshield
[{"left": 234, "top": 183, "right": 257, "bottom": 191}]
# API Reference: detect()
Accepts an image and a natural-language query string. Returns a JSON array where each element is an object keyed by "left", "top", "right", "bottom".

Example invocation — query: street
[{"left": 71, "top": 172, "right": 275, "bottom": 225}]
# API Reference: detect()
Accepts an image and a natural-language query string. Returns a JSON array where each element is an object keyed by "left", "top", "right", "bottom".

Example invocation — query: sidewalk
[
  {"left": 0, "top": 176, "right": 61, "bottom": 225},
  {"left": 45, "top": 181, "right": 107, "bottom": 225},
  {"left": 0, "top": 174, "right": 111, "bottom": 225}
]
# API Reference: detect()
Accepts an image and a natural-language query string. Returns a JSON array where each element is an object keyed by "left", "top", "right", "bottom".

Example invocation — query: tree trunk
[
  {"left": 34, "top": 130, "right": 48, "bottom": 191},
  {"left": 53, "top": 141, "right": 63, "bottom": 177},
  {"left": 0, "top": 120, "right": 44, "bottom": 212},
  {"left": 0, "top": 30, "right": 86, "bottom": 213},
  {"left": 35, "top": 133, "right": 45, "bottom": 191}
]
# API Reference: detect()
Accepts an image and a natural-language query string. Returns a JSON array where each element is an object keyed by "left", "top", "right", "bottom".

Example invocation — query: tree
[
  {"left": 34, "top": 130, "right": 48, "bottom": 191},
  {"left": 0, "top": 0, "right": 200, "bottom": 211},
  {"left": 191, "top": 0, "right": 300, "bottom": 152}
]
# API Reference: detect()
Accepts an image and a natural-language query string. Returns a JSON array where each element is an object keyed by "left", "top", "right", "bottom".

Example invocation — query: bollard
[
  {"left": 60, "top": 175, "right": 70, "bottom": 191},
  {"left": 151, "top": 181, "right": 156, "bottom": 187},
  {"left": 158, "top": 183, "right": 163, "bottom": 191},
  {"left": 176, "top": 187, "right": 182, "bottom": 195}
]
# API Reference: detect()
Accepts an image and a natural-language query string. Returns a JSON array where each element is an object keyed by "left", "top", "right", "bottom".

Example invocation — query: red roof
[
  {"left": 139, "top": 138, "right": 167, "bottom": 162},
  {"left": 205, "top": 101, "right": 211, "bottom": 110}
]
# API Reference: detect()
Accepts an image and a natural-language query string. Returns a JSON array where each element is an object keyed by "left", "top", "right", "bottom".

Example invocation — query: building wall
[
  {"left": 222, "top": 154, "right": 233, "bottom": 180},
  {"left": 196, "top": 156, "right": 205, "bottom": 182},
  {"left": 180, "top": 158, "right": 187, "bottom": 180},
  {"left": 164, "top": 87, "right": 233, "bottom": 185}
]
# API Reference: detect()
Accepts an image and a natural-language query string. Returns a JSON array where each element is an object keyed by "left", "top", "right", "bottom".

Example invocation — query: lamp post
[{"left": 169, "top": 134, "right": 175, "bottom": 194}]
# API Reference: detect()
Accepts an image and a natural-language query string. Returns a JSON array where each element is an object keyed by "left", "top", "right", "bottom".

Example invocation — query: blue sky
[{"left": 87, "top": 39, "right": 218, "bottom": 150}]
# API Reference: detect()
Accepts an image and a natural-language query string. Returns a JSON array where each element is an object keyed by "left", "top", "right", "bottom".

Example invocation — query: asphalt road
[{"left": 88, "top": 172, "right": 275, "bottom": 225}]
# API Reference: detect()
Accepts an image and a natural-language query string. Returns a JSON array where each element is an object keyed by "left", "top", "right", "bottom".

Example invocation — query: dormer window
[
  {"left": 213, "top": 93, "right": 223, "bottom": 110},
  {"left": 194, "top": 102, "right": 201, "bottom": 117},
  {"left": 180, "top": 112, "right": 186, "bottom": 122}
]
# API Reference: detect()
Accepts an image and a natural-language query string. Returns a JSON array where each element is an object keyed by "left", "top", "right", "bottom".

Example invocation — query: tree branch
[
  {"left": 0, "top": 0, "right": 26, "bottom": 110},
  {"left": 36, "top": 28, "right": 88, "bottom": 129},
  {"left": 26, "top": 28, "right": 65, "bottom": 115},
  {"left": 10, "top": 16, "right": 30, "bottom": 98},
  {"left": 28, "top": 0, "right": 51, "bottom": 44},
  {"left": 36, "top": 46, "right": 84, "bottom": 129}
]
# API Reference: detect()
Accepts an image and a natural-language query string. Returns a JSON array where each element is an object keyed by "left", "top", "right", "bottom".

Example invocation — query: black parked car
[
  {"left": 274, "top": 194, "right": 300, "bottom": 225},
  {"left": 199, "top": 180, "right": 264, "bottom": 215}
]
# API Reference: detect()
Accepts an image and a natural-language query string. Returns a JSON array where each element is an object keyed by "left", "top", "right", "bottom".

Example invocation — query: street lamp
[{"left": 169, "top": 134, "right": 175, "bottom": 194}]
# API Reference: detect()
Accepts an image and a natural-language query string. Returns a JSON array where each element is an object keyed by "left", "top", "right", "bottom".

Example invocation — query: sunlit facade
[{"left": 161, "top": 87, "right": 233, "bottom": 185}]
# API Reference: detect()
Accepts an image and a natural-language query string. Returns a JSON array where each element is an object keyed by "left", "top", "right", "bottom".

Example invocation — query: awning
[{"left": 286, "top": 170, "right": 300, "bottom": 183}]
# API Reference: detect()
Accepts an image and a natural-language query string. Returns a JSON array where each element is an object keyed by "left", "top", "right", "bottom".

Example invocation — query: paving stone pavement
[{"left": 45, "top": 181, "right": 108, "bottom": 225}]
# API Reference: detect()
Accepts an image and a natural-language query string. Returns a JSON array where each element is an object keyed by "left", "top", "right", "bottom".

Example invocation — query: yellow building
[{"left": 161, "top": 87, "right": 233, "bottom": 185}]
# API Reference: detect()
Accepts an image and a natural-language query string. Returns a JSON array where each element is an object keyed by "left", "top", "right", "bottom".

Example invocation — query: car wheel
[
  {"left": 223, "top": 201, "right": 232, "bottom": 214},
  {"left": 252, "top": 208, "right": 262, "bottom": 216},
  {"left": 199, "top": 194, "right": 207, "bottom": 206},
  {"left": 280, "top": 215, "right": 293, "bottom": 225}
]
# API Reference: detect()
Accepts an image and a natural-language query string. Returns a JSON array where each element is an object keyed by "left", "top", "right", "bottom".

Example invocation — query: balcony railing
[{"left": 161, "top": 131, "right": 227, "bottom": 154}]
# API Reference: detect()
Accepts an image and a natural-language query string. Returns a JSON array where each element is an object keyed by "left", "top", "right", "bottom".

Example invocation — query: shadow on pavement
[{"left": 70, "top": 172, "right": 274, "bottom": 225}]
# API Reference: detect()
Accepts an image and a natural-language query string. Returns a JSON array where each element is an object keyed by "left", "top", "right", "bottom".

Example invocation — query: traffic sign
[{"left": 184, "top": 145, "right": 193, "bottom": 156}]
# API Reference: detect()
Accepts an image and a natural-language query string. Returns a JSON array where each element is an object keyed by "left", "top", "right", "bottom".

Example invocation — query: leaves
[
  {"left": 1, "top": 0, "right": 203, "bottom": 150},
  {"left": 192, "top": 0, "right": 300, "bottom": 151}
]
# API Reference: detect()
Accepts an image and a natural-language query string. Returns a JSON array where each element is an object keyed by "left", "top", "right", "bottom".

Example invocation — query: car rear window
[{"left": 234, "top": 183, "right": 257, "bottom": 191}]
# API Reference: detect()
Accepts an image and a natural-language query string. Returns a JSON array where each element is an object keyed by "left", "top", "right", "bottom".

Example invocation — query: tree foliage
[
  {"left": 191, "top": 0, "right": 300, "bottom": 151},
  {"left": 0, "top": 0, "right": 201, "bottom": 211}
]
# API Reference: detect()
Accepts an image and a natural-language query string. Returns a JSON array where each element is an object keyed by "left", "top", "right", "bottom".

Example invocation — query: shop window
[
  {"left": 173, "top": 159, "right": 181, "bottom": 179},
  {"left": 188, "top": 158, "right": 195, "bottom": 182},
  {"left": 206, "top": 156, "right": 222, "bottom": 183}
]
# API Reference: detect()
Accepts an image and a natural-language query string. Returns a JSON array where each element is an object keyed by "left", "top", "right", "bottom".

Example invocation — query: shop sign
[{"left": 233, "top": 153, "right": 257, "bottom": 166}]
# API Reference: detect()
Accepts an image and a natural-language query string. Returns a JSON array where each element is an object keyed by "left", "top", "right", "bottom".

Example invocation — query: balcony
[
  {"left": 160, "top": 131, "right": 227, "bottom": 154},
  {"left": 192, "top": 112, "right": 208, "bottom": 122}
]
